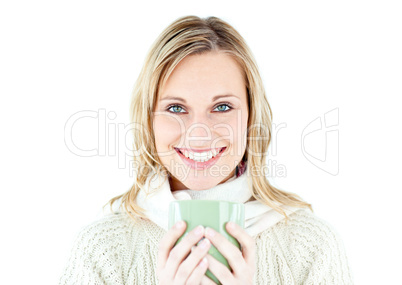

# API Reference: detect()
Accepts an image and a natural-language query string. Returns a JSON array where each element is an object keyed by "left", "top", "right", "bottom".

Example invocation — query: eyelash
[{"left": 166, "top": 102, "right": 234, "bottom": 114}]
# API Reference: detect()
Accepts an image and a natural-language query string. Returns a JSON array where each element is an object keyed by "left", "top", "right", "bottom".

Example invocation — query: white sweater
[{"left": 59, "top": 208, "right": 354, "bottom": 284}]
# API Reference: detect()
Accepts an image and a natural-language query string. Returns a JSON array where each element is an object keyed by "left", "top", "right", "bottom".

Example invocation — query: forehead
[{"left": 158, "top": 52, "right": 246, "bottom": 102}]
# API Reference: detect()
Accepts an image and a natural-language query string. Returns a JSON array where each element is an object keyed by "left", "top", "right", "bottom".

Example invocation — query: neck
[
  {"left": 170, "top": 168, "right": 251, "bottom": 202},
  {"left": 169, "top": 169, "right": 236, "bottom": 192}
]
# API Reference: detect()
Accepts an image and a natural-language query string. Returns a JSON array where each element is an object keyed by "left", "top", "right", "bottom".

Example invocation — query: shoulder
[
  {"left": 64, "top": 211, "right": 148, "bottom": 265},
  {"left": 73, "top": 211, "right": 143, "bottom": 247},
  {"left": 274, "top": 208, "right": 342, "bottom": 241},
  {"left": 267, "top": 208, "right": 346, "bottom": 256},
  {"left": 264, "top": 208, "right": 354, "bottom": 283},
  {"left": 59, "top": 212, "right": 147, "bottom": 284}
]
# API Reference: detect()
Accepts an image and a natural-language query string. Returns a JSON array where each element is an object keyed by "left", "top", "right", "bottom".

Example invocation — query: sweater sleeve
[
  {"left": 273, "top": 209, "right": 354, "bottom": 285},
  {"left": 302, "top": 221, "right": 354, "bottom": 284},
  {"left": 59, "top": 215, "right": 127, "bottom": 285}
]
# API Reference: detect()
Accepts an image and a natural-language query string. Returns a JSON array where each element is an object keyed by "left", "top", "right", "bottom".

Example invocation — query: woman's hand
[
  {"left": 203, "top": 222, "right": 256, "bottom": 285},
  {"left": 157, "top": 221, "right": 214, "bottom": 285}
]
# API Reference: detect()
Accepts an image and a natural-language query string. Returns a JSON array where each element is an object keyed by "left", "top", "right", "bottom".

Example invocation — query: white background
[{"left": 1, "top": 0, "right": 401, "bottom": 284}]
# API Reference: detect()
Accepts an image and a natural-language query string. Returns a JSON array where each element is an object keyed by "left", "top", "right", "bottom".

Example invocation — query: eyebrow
[{"left": 160, "top": 94, "right": 240, "bottom": 103}]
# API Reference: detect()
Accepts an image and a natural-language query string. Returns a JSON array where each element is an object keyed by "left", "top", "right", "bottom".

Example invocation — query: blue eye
[
  {"left": 214, "top": 104, "right": 231, "bottom": 112},
  {"left": 167, "top": 105, "right": 184, "bottom": 113},
  {"left": 166, "top": 103, "right": 233, "bottom": 114}
]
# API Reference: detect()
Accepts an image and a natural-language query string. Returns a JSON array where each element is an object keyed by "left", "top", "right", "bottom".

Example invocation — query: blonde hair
[{"left": 104, "top": 15, "right": 313, "bottom": 224}]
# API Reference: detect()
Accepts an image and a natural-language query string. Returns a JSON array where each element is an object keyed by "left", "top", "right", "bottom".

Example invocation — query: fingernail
[
  {"left": 175, "top": 221, "right": 185, "bottom": 229},
  {"left": 227, "top": 221, "right": 235, "bottom": 230},
  {"left": 205, "top": 227, "right": 215, "bottom": 237},
  {"left": 194, "top": 225, "right": 204, "bottom": 236},
  {"left": 199, "top": 257, "right": 208, "bottom": 267},
  {"left": 199, "top": 238, "right": 210, "bottom": 249}
]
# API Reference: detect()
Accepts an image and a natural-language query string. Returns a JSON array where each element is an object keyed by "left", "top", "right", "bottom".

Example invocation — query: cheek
[
  {"left": 153, "top": 116, "right": 181, "bottom": 150},
  {"left": 234, "top": 110, "right": 248, "bottom": 148},
  {"left": 227, "top": 111, "right": 248, "bottom": 142}
]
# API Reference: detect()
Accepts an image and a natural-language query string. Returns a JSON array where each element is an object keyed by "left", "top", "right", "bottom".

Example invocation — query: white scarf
[{"left": 132, "top": 168, "right": 304, "bottom": 237}]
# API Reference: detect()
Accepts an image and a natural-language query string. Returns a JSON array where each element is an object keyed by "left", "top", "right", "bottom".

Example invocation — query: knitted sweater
[{"left": 59, "top": 208, "right": 354, "bottom": 284}]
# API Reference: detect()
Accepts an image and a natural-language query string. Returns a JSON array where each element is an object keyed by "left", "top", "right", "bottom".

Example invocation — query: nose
[
  {"left": 187, "top": 124, "right": 210, "bottom": 138},
  {"left": 184, "top": 113, "right": 214, "bottom": 146}
]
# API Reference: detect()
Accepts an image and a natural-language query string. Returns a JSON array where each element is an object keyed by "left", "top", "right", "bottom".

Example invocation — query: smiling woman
[
  {"left": 59, "top": 15, "right": 354, "bottom": 285},
  {"left": 153, "top": 51, "right": 249, "bottom": 191}
]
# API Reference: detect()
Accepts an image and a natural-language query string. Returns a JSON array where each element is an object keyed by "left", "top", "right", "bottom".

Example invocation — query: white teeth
[
  {"left": 193, "top": 152, "right": 209, "bottom": 162},
  {"left": 180, "top": 149, "right": 218, "bottom": 162},
  {"left": 207, "top": 151, "right": 212, "bottom": 160}
]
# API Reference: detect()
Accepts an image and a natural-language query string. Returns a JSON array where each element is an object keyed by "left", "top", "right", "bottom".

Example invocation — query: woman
[{"left": 59, "top": 15, "right": 354, "bottom": 284}]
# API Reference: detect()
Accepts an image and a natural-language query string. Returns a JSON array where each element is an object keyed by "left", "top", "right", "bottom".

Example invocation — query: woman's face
[{"left": 153, "top": 51, "right": 249, "bottom": 191}]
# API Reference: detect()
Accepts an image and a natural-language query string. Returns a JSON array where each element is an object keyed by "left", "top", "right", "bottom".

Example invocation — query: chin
[{"left": 183, "top": 176, "right": 220, "bottom": 191}]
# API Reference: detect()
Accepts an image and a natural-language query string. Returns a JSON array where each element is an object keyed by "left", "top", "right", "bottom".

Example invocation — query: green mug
[{"left": 168, "top": 200, "right": 245, "bottom": 284}]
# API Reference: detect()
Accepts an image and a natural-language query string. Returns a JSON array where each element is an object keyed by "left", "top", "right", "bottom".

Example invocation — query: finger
[
  {"left": 225, "top": 222, "right": 256, "bottom": 265},
  {"left": 184, "top": 255, "right": 209, "bottom": 285},
  {"left": 205, "top": 253, "right": 235, "bottom": 284},
  {"left": 205, "top": 226, "right": 246, "bottom": 274},
  {"left": 164, "top": 225, "right": 205, "bottom": 276},
  {"left": 175, "top": 238, "right": 211, "bottom": 283},
  {"left": 157, "top": 220, "right": 187, "bottom": 270}
]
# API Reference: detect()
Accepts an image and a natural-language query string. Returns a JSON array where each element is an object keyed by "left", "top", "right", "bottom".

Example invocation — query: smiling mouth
[
  {"left": 174, "top": 146, "right": 227, "bottom": 169},
  {"left": 176, "top": 147, "right": 225, "bottom": 155},
  {"left": 174, "top": 147, "right": 226, "bottom": 162}
]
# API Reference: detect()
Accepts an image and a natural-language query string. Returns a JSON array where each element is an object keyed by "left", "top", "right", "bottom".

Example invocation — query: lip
[
  {"left": 174, "top": 147, "right": 224, "bottom": 153},
  {"left": 174, "top": 147, "right": 227, "bottom": 170}
]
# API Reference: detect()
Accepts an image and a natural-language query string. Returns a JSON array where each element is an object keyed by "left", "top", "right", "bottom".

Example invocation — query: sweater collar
[
  {"left": 133, "top": 166, "right": 303, "bottom": 237},
  {"left": 169, "top": 169, "right": 252, "bottom": 203}
]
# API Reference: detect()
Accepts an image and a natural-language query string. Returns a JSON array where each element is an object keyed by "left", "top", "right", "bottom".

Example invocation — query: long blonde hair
[{"left": 104, "top": 15, "right": 313, "bottom": 224}]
